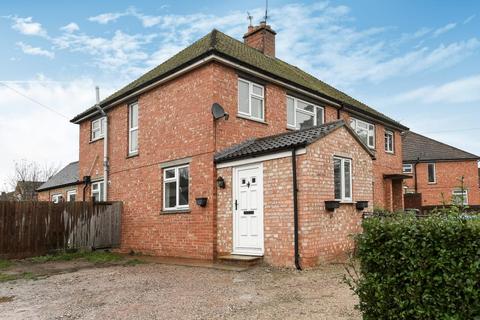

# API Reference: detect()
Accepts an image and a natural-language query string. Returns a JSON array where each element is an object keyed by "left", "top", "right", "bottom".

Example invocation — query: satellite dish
[{"left": 211, "top": 103, "right": 229, "bottom": 120}]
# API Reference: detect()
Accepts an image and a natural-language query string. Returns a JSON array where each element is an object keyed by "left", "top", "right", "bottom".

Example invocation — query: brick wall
[
  {"left": 216, "top": 126, "right": 373, "bottom": 268},
  {"left": 404, "top": 160, "right": 480, "bottom": 205},
  {"left": 37, "top": 185, "right": 81, "bottom": 202}
]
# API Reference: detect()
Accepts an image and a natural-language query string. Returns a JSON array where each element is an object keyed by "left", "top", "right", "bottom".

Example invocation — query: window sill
[
  {"left": 89, "top": 137, "right": 104, "bottom": 144},
  {"left": 126, "top": 152, "right": 139, "bottom": 159},
  {"left": 338, "top": 201, "right": 355, "bottom": 204},
  {"left": 161, "top": 209, "right": 191, "bottom": 215},
  {"left": 236, "top": 114, "right": 268, "bottom": 125},
  {"left": 385, "top": 151, "right": 395, "bottom": 155}
]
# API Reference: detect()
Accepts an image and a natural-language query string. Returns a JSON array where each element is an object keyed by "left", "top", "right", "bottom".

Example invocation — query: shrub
[{"left": 348, "top": 213, "right": 480, "bottom": 320}]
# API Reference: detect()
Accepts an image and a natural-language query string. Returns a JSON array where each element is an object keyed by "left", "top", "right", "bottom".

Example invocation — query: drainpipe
[
  {"left": 291, "top": 148, "right": 302, "bottom": 270},
  {"left": 414, "top": 157, "right": 419, "bottom": 193},
  {"left": 337, "top": 103, "right": 345, "bottom": 120},
  {"left": 94, "top": 87, "right": 108, "bottom": 201}
]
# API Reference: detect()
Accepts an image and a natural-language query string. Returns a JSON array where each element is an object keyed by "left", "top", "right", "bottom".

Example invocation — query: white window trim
[
  {"left": 128, "top": 102, "right": 139, "bottom": 155},
  {"left": 385, "top": 130, "right": 394, "bottom": 153},
  {"left": 334, "top": 157, "right": 353, "bottom": 202},
  {"left": 350, "top": 118, "right": 375, "bottom": 149},
  {"left": 427, "top": 163, "right": 436, "bottom": 184},
  {"left": 403, "top": 164, "right": 413, "bottom": 174},
  {"left": 52, "top": 194, "right": 62, "bottom": 203},
  {"left": 287, "top": 95, "right": 325, "bottom": 130},
  {"left": 91, "top": 117, "right": 106, "bottom": 141},
  {"left": 238, "top": 78, "right": 265, "bottom": 121},
  {"left": 66, "top": 190, "right": 76, "bottom": 202},
  {"left": 452, "top": 189, "right": 468, "bottom": 206},
  {"left": 163, "top": 165, "right": 189, "bottom": 211},
  {"left": 91, "top": 181, "right": 105, "bottom": 201}
]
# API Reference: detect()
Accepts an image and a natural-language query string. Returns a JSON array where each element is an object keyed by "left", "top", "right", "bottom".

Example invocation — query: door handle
[
  {"left": 244, "top": 210, "right": 254, "bottom": 215},
  {"left": 235, "top": 200, "right": 238, "bottom": 210}
]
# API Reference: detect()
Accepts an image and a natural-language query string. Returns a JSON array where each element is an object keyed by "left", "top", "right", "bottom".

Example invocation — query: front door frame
[{"left": 232, "top": 162, "right": 264, "bottom": 256}]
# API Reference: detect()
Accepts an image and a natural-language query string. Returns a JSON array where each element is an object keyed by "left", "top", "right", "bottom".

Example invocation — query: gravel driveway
[{"left": 0, "top": 262, "right": 360, "bottom": 319}]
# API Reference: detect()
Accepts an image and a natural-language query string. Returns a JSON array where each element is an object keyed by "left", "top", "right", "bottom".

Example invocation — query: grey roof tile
[{"left": 37, "top": 161, "right": 80, "bottom": 191}]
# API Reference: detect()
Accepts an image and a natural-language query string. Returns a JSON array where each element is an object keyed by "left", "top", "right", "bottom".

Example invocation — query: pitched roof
[
  {"left": 215, "top": 120, "right": 374, "bottom": 163},
  {"left": 402, "top": 131, "right": 479, "bottom": 162},
  {"left": 71, "top": 29, "right": 407, "bottom": 130},
  {"left": 37, "top": 161, "right": 80, "bottom": 191}
]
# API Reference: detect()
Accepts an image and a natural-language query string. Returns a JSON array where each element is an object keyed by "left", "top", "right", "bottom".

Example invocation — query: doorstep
[
  {"left": 217, "top": 254, "right": 263, "bottom": 267},
  {"left": 127, "top": 255, "right": 249, "bottom": 272}
]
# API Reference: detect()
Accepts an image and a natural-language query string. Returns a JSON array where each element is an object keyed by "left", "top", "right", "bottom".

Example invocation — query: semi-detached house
[{"left": 66, "top": 23, "right": 409, "bottom": 268}]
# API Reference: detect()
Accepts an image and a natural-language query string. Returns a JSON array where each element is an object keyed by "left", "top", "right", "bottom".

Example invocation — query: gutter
[
  {"left": 95, "top": 87, "right": 109, "bottom": 201},
  {"left": 291, "top": 148, "right": 302, "bottom": 270}
]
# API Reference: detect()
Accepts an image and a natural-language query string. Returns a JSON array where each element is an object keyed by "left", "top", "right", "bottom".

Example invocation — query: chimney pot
[{"left": 243, "top": 23, "right": 276, "bottom": 57}]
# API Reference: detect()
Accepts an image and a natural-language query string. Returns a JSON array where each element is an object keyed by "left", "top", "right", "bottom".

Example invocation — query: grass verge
[
  {"left": 30, "top": 251, "right": 123, "bottom": 264},
  {"left": 0, "top": 259, "right": 12, "bottom": 270}
]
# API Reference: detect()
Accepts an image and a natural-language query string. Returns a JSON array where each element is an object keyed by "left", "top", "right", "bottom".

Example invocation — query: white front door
[{"left": 233, "top": 163, "right": 264, "bottom": 256}]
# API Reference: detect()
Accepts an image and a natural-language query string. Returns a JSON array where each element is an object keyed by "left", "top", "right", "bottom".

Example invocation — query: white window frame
[
  {"left": 91, "top": 117, "right": 106, "bottom": 141},
  {"left": 66, "top": 190, "right": 76, "bottom": 202},
  {"left": 91, "top": 181, "right": 105, "bottom": 202},
  {"left": 350, "top": 118, "right": 375, "bottom": 149},
  {"left": 385, "top": 130, "right": 394, "bottom": 153},
  {"left": 427, "top": 163, "right": 436, "bottom": 184},
  {"left": 128, "top": 102, "right": 139, "bottom": 155},
  {"left": 52, "top": 194, "right": 63, "bottom": 203},
  {"left": 334, "top": 157, "right": 353, "bottom": 202},
  {"left": 452, "top": 189, "right": 468, "bottom": 206},
  {"left": 237, "top": 78, "right": 265, "bottom": 121},
  {"left": 163, "top": 165, "right": 189, "bottom": 211},
  {"left": 403, "top": 164, "right": 413, "bottom": 174},
  {"left": 286, "top": 96, "right": 325, "bottom": 130}
]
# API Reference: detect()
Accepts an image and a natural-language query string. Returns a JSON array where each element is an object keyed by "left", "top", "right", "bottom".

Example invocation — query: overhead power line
[{"left": 0, "top": 82, "right": 69, "bottom": 120}]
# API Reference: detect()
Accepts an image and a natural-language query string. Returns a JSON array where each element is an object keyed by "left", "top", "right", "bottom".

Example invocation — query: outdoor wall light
[
  {"left": 195, "top": 197, "right": 208, "bottom": 207},
  {"left": 216, "top": 176, "right": 226, "bottom": 189}
]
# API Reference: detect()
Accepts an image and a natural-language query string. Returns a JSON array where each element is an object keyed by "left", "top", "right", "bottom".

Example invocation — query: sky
[{"left": 1, "top": 0, "right": 479, "bottom": 190}]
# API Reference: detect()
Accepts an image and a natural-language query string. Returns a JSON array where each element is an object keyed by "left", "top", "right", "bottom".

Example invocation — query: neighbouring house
[
  {"left": 37, "top": 162, "right": 81, "bottom": 203},
  {"left": 3, "top": 181, "right": 44, "bottom": 201},
  {"left": 402, "top": 131, "right": 480, "bottom": 207},
  {"left": 68, "top": 23, "right": 408, "bottom": 267},
  {"left": 0, "top": 191, "right": 15, "bottom": 201}
]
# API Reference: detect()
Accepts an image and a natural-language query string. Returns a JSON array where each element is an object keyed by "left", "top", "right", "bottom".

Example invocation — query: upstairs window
[
  {"left": 403, "top": 164, "right": 413, "bottom": 174},
  {"left": 385, "top": 130, "right": 394, "bottom": 153},
  {"left": 129, "top": 102, "right": 139, "bottom": 155},
  {"left": 238, "top": 78, "right": 264, "bottom": 121},
  {"left": 92, "top": 181, "right": 105, "bottom": 202},
  {"left": 334, "top": 157, "right": 352, "bottom": 201},
  {"left": 350, "top": 118, "right": 375, "bottom": 149},
  {"left": 427, "top": 163, "right": 436, "bottom": 183},
  {"left": 163, "top": 165, "right": 189, "bottom": 210},
  {"left": 287, "top": 96, "right": 324, "bottom": 130},
  {"left": 452, "top": 189, "right": 468, "bottom": 206},
  {"left": 91, "top": 117, "right": 106, "bottom": 141}
]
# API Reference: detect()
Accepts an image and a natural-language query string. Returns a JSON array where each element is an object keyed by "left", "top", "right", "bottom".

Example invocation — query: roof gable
[
  {"left": 71, "top": 29, "right": 407, "bottom": 130},
  {"left": 402, "top": 131, "right": 479, "bottom": 162}
]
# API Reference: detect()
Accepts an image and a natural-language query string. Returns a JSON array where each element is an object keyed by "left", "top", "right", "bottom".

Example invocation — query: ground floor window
[
  {"left": 452, "top": 189, "right": 468, "bottom": 206},
  {"left": 91, "top": 181, "right": 105, "bottom": 202},
  {"left": 334, "top": 157, "right": 352, "bottom": 201},
  {"left": 403, "top": 164, "right": 412, "bottom": 174},
  {"left": 52, "top": 194, "right": 63, "bottom": 203},
  {"left": 67, "top": 190, "right": 76, "bottom": 202},
  {"left": 163, "top": 165, "right": 189, "bottom": 210}
]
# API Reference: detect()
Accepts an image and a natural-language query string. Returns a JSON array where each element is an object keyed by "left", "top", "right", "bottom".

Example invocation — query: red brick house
[
  {"left": 403, "top": 131, "right": 480, "bottom": 207},
  {"left": 37, "top": 162, "right": 81, "bottom": 203},
  {"left": 68, "top": 24, "right": 408, "bottom": 267}
]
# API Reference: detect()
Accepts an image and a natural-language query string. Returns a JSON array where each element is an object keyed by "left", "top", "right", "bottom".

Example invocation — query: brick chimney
[{"left": 243, "top": 22, "right": 276, "bottom": 57}]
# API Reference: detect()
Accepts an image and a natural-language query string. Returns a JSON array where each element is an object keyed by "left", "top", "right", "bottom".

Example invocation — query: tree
[{"left": 8, "top": 159, "right": 61, "bottom": 201}]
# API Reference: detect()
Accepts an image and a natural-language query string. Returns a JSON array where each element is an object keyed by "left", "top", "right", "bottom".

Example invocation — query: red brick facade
[
  {"left": 404, "top": 160, "right": 480, "bottom": 206},
  {"left": 37, "top": 185, "right": 80, "bottom": 202}
]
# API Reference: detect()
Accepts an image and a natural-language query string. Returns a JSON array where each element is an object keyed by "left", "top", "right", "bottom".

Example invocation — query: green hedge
[{"left": 351, "top": 214, "right": 480, "bottom": 320}]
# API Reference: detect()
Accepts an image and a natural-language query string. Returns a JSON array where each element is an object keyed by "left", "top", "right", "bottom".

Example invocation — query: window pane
[
  {"left": 99, "top": 183, "right": 104, "bottom": 201},
  {"left": 251, "top": 97, "right": 263, "bottom": 119},
  {"left": 92, "top": 120, "right": 99, "bottom": 130},
  {"left": 165, "top": 169, "right": 175, "bottom": 179},
  {"left": 296, "top": 111, "right": 314, "bottom": 130},
  {"left": 252, "top": 84, "right": 263, "bottom": 96},
  {"left": 316, "top": 107, "right": 324, "bottom": 125},
  {"left": 178, "top": 167, "right": 189, "bottom": 206},
  {"left": 238, "top": 80, "right": 249, "bottom": 114},
  {"left": 130, "top": 103, "right": 138, "bottom": 128},
  {"left": 287, "top": 97, "right": 295, "bottom": 126},
  {"left": 334, "top": 159, "right": 342, "bottom": 200},
  {"left": 165, "top": 181, "right": 177, "bottom": 208},
  {"left": 428, "top": 164, "right": 435, "bottom": 182},
  {"left": 344, "top": 160, "right": 351, "bottom": 199},
  {"left": 297, "top": 100, "right": 315, "bottom": 112},
  {"left": 356, "top": 128, "right": 368, "bottom": 145},
  {"left": 130, "top": 129, "right": 138, "bottom": 152}
]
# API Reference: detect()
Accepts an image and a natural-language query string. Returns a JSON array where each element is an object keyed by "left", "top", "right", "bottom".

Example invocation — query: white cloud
[
  {"left": 464, "top": 14, "right": 476, "bottom": 25},
  {"left": 9, "top": 16, "right": 47, "bottom": 37},
  {"left": 433, "top": 22, "right": 456, "bottom": 37},
  {"left": 16, "top": 42, "right": 54, "bottom": 59},
  {"left": 60, "top": 22, "right": 79, "bottom": 33},
  {"left": 88, "top": 12, "right": 127, "bottom": 24},
  {"left": 393, "top": 74, "right": 480, "bottom": 104}
]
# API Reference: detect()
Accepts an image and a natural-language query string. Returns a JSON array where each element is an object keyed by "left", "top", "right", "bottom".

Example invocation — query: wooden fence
[{"left": 0, "top": 201, "right": 122, "bottom": 259}]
